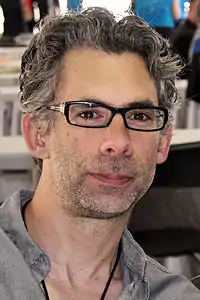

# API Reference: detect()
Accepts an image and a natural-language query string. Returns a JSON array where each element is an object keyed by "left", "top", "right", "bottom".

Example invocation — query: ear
[
  {"left": 21, "top": 114, "right": 50, "bottom": 160},
  {"left": 156, "top": 128, "right": 172, "bottom": 164}
]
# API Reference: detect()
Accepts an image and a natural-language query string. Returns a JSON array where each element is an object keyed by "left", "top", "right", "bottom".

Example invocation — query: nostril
[
  {"left": 101, "top": 143, "right": 133, "bottom": 156},
  {"left": 107, "top": 148, "right": 113, "bottom": 153}
]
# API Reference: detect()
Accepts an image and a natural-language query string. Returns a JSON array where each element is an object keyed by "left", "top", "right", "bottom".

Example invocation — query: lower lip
[{"left": 90, "top": 174, "right": 132, "bottom": 187}]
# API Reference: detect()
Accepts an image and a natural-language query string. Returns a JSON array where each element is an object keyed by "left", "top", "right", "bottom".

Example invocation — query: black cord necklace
[{"left": 41, "top": 241, "right": 122, "bottom": 300}]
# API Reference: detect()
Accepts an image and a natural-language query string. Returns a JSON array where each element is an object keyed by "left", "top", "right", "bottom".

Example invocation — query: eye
[
  {"left": 130, "top": 112, "right": 151, "bottom": 121},
  {"left": 79, "top": 110, "right": 98, "bottom": 119}
]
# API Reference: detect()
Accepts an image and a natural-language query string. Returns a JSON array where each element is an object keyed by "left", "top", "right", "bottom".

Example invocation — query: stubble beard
[{"left": 50, "top": 147, "right": 156, "bottom": 220}]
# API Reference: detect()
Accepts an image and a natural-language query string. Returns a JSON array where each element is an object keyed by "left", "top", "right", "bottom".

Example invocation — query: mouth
[{"left": 89, "top": 173, "right": 133, "bottom": 188}]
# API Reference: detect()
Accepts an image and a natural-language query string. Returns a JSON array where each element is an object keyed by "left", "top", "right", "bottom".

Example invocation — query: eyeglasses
[{"left": 47, "top": 101, "right": 168, "bottom": 132}]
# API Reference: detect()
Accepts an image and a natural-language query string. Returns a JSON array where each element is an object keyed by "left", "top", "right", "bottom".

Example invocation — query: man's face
[{"left": 45, "top": 49, "right": 169, "bottom": 219}]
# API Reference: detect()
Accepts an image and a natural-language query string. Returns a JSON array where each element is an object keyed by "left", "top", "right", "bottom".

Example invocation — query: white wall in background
[
  {"left": 57, "top": 0, "right": 68, "bottom": 14},
  {"left": 58, "top": 0, "right": 132, "bottom": 14},
  {"left": 82, "top": 0, "right": 132, "bottom": 15}
]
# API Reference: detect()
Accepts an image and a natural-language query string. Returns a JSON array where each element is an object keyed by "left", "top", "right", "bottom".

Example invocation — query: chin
[{"left": 81, "top": 196, "right": 135, "bottom": 219}]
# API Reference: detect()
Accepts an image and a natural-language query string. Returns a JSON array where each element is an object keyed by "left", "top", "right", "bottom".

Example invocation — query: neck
[{"left": 24, "top": 176, "right": 129, "bottom": 286}]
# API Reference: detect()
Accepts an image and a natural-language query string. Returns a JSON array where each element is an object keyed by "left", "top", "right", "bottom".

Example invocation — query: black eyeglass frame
[{"left": 47, "top": 101, "right": 169, "bottom": 132}]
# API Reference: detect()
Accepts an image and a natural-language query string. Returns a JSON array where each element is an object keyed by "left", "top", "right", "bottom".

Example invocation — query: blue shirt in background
[
  {"left": 68, "top": 0, "right": 81, "bottom": 10},
  {"left": 134, "top": 0, "right": 174, "bottom": 28}
]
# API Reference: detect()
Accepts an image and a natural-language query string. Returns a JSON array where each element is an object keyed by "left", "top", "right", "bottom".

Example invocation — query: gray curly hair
[{"left": 19, "top": 7, "right": 181, "bottom": 169}]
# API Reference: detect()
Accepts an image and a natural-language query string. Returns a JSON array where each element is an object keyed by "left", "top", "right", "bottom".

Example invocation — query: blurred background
[{"left": 0, "top": 0, "right": 200, "bottom": 286}]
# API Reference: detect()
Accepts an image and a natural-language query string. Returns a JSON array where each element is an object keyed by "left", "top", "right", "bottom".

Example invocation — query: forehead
[{"left": 57, "top": 49, "right": 158, "bottom": 106}]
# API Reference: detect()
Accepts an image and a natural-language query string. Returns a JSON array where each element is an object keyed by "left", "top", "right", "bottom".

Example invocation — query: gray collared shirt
[{"left": 0, "top": 190, "right": 199, "bottom": 299}]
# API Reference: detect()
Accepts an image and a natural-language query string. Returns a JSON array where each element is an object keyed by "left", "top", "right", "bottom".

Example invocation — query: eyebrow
[{"left": 77, "top": 97, "right": 157, "bottom": 108}]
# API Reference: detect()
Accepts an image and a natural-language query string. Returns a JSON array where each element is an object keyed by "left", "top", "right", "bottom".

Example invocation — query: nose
[{"left": 99, "top": 115, "right": 133, "bottom": 157}]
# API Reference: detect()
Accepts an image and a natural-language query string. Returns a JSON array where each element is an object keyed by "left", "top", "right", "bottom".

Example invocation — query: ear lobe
[
  {"left": 156, "top": 129, "right": 172, "bottom": 164},
  {"left": 22, "top": 114, "right": 50, "bottom": 160}
]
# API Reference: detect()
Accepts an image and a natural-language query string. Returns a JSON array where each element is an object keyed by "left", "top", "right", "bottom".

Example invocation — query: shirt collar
[
  {"left": 0, "top": 190, "right": 147, "bottom": 286},
  {"left": 122, "top": 229, "right": 147, "bottom": 283},
  {"left": 0, "top": 190, "right": 51, "bottom": 282}
]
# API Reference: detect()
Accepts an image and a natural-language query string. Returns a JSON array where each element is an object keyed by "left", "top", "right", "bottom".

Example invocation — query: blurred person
[
  {"left": 0, "top": 0, "right": 25, "bottom": 46},
  {"left": 0, "top": 7, "right": 200, "bottom": 300},
  {"left": 133, "top": 0, "right": 181, "bottom": 39},
  {"left": 172, "top": 0, "right": 200, "bottom": 79},
  {"left": 186, "top": 1, "right": 200, "bottom": 112},
  {"left": 173, "top": 0, "right": 189, "bottom": 25},
  {"left": 36, "top": 0, "right": 48, "bottom": 17},
  {"left": 189, "top": 0, "right": 200, "bottom": 58},
  {"left": 27, "top": 0, "right": 49, "bottom": 33}
]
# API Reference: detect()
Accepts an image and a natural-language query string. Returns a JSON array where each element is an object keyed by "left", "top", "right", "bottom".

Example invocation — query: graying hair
[{"left": 19, "top": 7, "right": 181, "bottom": 169}]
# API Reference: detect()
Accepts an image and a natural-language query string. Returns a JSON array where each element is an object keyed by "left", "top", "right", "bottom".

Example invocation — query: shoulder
[
  {"left": 0, "top": 225, "right": 28, "bottom": 278},
  {"left": 146, "top": 255, "right": 200, "bottom": 299},
  {"left": 122, "top": 230, "right": 200, "bottom": 299},
  {"left": 0, "top": 218, "right": 44, "bottom": 299}
]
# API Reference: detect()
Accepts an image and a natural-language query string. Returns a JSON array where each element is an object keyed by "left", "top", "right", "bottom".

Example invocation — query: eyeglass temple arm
[{"left": 49, "top": 103, "right": 65, "bottom": 114}]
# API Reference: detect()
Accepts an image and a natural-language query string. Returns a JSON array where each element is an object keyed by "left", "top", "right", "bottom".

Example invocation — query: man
[
  {"left": 0, "top": 7, "right": 199, "bottom": 300},
  {"left": 172, "top": 0, "right": 200, "bottom": 78}
]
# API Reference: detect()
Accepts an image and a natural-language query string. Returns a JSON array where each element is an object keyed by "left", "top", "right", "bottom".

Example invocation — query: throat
[{"left": 42, "top": 241, "right": 122, "bottom": 300}]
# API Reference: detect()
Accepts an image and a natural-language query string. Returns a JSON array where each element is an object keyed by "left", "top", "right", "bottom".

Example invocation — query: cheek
[
  {"left": 132, "top": 133, "right": 159, "bottom": 161},
  {"left": 73, "top": 128, "right": 103, "bottom": 153},
  {"left": 50, "top": 134, "right": 84, "bottom": 181},
  {"left": 56, "top": 130, "right": 90, "bottom": 167}
]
